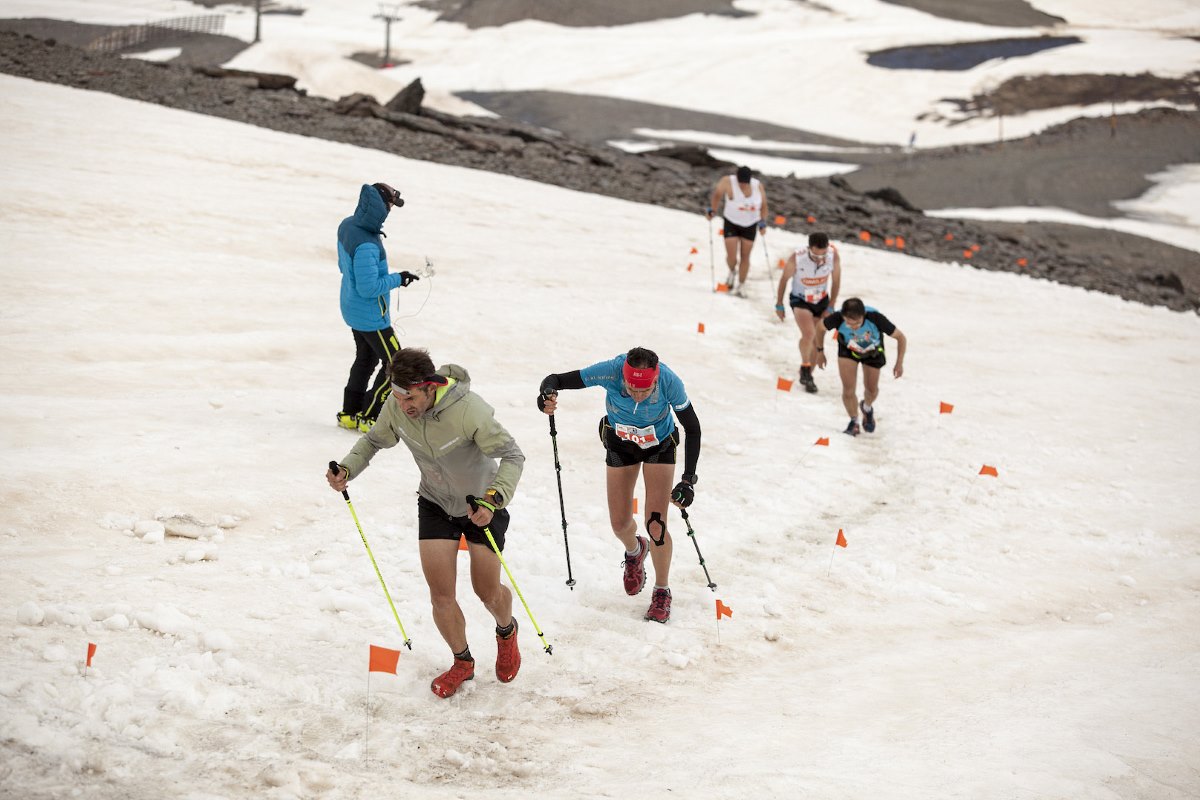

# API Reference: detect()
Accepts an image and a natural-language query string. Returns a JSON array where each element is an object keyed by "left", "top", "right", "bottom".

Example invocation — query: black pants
[{"left": 344, "top": 326, "right": 399, "bottom": 420}]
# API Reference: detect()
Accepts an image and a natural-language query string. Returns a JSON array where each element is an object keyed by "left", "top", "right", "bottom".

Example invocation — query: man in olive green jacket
[{"left": 327, "top": 348, "right": 525, "bottom": 698}]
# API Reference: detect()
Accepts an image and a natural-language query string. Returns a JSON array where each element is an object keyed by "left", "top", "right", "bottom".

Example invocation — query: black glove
[
  {"left": 536, "top": 393, "right": 550, "bottom": 412},
  {"left": 398, "top": 271, "right": 419, "bottom": 287},
  {"left": 539, "top": 374, "right": 560, "bottom": 396},
  {"left": 671, "top": 481, "right": 695, "bottom": 508}
]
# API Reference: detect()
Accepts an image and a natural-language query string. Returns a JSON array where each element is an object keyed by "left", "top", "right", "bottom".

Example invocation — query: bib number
[{"left": 615, "top": 423, "right": 658, "bottom": 449}]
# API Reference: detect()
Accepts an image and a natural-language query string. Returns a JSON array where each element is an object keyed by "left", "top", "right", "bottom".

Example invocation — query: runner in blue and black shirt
[
  {"left": 818, "top": 297, "right": 908, "bottom": 436},
  {"left": 537, "top": 347, "right": 702, "bottom": 624}
]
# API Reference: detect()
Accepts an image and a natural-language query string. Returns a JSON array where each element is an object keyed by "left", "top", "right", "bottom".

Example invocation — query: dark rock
[
  {"left": 334, "top": 92, "right": 383, "bottom": 117},
  {"left": 651, "top": 145, "right": 731, "bottom": 169},
  {"left": 864, "top": 187, "right": 921, "bottom": 212},
  {"left": 385, "top": 78, "right": 425, "bottom": 114},
  {"left": 192, "top": 66, "right": 295, "bottom": 90},
  {"left": 1148, "top": 272, "right": 1185, "bottom": 293}
]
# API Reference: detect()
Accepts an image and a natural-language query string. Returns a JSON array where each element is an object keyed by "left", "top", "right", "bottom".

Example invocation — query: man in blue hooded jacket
[{"left": 336, "top": 182, "right": 420, "bottom": 432}]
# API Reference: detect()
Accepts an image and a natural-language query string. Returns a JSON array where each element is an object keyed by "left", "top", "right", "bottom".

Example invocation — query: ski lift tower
[{"left": 374, "top": 3, "right": 402, "bottom": 68}]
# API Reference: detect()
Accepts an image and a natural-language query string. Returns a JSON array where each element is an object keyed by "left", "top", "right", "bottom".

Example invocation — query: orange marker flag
[
  {"left": 806, "top": 214, "right": 816, "bottom": 223},
  {"left": 835, "top": 529, "right": 847, "bottom": 548},
  {"left": 689, "top": 246, "right": 698, "bottom": 254},
  {"left": 858, "top": 230, "right": 871, "bottom": 242},
  {"left": 885, "top": 237, "right": 895, "bottom": 247},
  {"left": 716, "top": 599, "right": 732, "bottom": 620},
  {"left": 368, "top": 644, "right": 401, "bottom": 674},
  {"left": 632, "top": 498, "right": 639, "bottom": 513},
  {"left": 718, "top": 228, "right": 725, "bottom": 236},
  {"left": 697, "top": 322, "right": 706, "bottom": 334},
  {"left": 939, "top": 402, "right": 954, "bottom": 414},
  {"left": 86, "top": 642, "right": 97, "bottom": 667},
  {"left": 1016, "top": 257, "right": 1028, "bottom": 267},
  {"left": 776, "top": 377, "right": 793, "bottom": 392},
  {"left": 715, "top": 283, "right": 729, "bottom": 293},
  {"left": 979, "top": 465, "right": 999, "bottom": 477},
  {"left": 686, "top": 262, "right": 694, "bottom": 272},
  {"left": 458, "top": 534, "right": 468, "bottom": 551},
  {"left": 814, "top": 437, "right": 829, "bottom": 446},
  {"left": 777, "top": 258, "right": 785, "bottom": 269},
  {"left": 970, "top": 243, "right": 980, "bottom": 252},
  {"left": 895, "top": 236, "right": 906, "bottom": 250},
  {"left": 944, "top": 232, "right": 955, "bottom": 241},
  {"left": 774, "top": 215, "right": 786, "bottom": 225},
  {"left": 962, "top": 249, "right": 973, "bottom": 259}
]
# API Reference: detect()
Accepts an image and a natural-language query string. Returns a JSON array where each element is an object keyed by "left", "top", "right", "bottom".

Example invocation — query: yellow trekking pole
[
  {"left": 467, "top": 495, "right": 553, "bottom": 655},
  {"left": 329, "top": 462, "right": 411, "bottom": 649}
]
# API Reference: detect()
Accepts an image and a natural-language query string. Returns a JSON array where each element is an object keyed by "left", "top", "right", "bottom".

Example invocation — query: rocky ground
[
  {"left": 0, "top": 28, "right": 1196, "bottom": 312},
  {"left": 877, "top": 0, "right": 1064, "bottom": 28},
  {"left": 413, "top": 0, "right": 750, "bottom": 28}
]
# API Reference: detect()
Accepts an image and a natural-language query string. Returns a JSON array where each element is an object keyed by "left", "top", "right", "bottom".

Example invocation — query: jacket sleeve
[
  {"left": 351, "top": 243, "right": 403, "bottom": 298},
  {"left": 466, "top": 398, "right": 524, "bottom": 508},
  {"left": 339, "top": 401, "right": 402, "bottom": 479}
]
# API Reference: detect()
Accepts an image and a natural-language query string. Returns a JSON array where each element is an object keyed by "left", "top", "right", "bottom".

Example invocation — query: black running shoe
[
  {"left": 860, "top": 401, "right": 876, "bottom": 433},
  {"left": 844, "top": 419, "right": 860, "bottom": 436}
]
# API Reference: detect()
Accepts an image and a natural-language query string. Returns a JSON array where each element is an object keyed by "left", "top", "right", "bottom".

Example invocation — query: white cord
[{"left": 391, "top": 256, "right": 435, "bottom": 333}]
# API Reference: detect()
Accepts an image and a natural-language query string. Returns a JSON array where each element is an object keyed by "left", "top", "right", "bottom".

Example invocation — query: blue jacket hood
[{"left": 353, "top": 184, "right": 390, "bottom": 233}]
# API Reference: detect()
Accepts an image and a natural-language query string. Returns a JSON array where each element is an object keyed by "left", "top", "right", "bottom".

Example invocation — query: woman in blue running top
[
  {"left": 817, "top": 297, "right": 908, "bottom": 437},
  {"left": 538, "top": 347, "right": 701, "bottom": 624}
]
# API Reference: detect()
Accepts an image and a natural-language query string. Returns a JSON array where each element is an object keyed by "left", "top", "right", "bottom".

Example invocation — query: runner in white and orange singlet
[{"left": 776, "top": 232, "right": 841, "bottom": 394}]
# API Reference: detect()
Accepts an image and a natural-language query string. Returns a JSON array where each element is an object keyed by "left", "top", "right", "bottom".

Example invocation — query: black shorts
[
  {"left": 722, "top": 218, "right": 759, "bottom": 242},
  {"left": 417, "top": 495, "right": 508, "bottom": 551},
  {"left": 598, "top": 416, "right": 678, "bottom": 468},
  {"left": 838, "top": 349, "right": 887, "bottom": 370},
  {"left": 788, "top": 294, "right": 830, "bottom": 316}
]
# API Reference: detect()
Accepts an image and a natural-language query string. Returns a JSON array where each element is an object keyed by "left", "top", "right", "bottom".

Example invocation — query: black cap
[
  {"left": 736, "top": 166, "right": 752, "bottom": 183},
  {"left": 373, "top": 182, "right": 404, "bottom": 208}
]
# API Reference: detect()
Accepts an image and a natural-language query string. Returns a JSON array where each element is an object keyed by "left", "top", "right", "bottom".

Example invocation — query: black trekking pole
[
  {"left": 548, "top": 414, "right": 576, "bottom": 589},
  {"left": 679, "top": 508, "right": 717, "bottom": 591}
]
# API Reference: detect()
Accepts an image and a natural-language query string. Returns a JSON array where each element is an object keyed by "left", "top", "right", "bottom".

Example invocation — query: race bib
[
  {"left": 800, "top": 276, "right": 828, "bottom": 303},
  {"left": 615, "top": 423, "right": 659, "bottom": 449}
]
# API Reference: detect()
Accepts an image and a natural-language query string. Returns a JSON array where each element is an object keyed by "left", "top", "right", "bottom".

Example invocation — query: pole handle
[
  {"left": 548, "top": 413, "right": 558, "bottom": 437},
  {"left": 329, "top": 461, "right": 350, "bottom": 500}
]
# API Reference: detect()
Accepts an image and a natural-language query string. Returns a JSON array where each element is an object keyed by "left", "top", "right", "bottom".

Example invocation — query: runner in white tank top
[
  {"left": 706, "top": 165, "right": 769, "bottom": 296},
  {"left": 775, "top": 232, "right": 842, "bottom": 393}
]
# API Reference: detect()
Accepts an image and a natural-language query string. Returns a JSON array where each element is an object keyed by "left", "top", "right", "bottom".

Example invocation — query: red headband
[{"left": 623, "top": 361, "right": 659, "bottom": 389}]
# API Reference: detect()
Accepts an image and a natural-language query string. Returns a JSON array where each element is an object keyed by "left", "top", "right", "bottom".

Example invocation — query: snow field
[{"left": 0, "top": 73, "right": 1198, "bottom": 798}]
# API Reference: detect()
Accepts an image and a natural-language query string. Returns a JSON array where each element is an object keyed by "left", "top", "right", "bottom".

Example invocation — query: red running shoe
[
  {"left": 430, "top": 658, "right": 475, "bottom": 698},
  {"left": 623, "top": 535, "right": 650, "bottom": 596},
  {"left": 644, "top": 587, "right": 672, "bottom": 623},
  {"left": 495, "top": 620, "right": 520, "bottom": 683}
]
